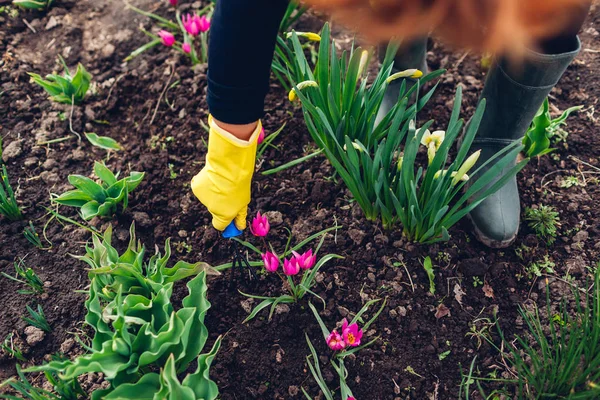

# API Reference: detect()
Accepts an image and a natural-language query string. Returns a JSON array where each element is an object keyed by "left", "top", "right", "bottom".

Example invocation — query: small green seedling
[
  {"left": 52, "top": 162, "right": 144, "bottom": 220},
  {"left": 1, "top": 333, "right": 26, "bottom": 362},
  {"left": 526, "top": 255, "right": 555, "bottom": 279},
  {"left": 1, "top": 258, "right": 44, "bottom": 295},
  {"left": 28, "top": 57, "right": 92, "bottom": 105},
  {"left": 0, "top": 164, "right": 23, "bottom": 221},
  {"left": 423, "top": 256, "right": 436, "bottom": 294},
  {"left": 22, "top": 304, "right": 51, "bottom": 332},
  {"left": 525, "top": 205, "right": 560, "bottom": 245},
  {"left": 523, "top": 97, "right": 582, "bottom": 157},
  {"left": 85, "top": 132, "right": 122, "bottom": 152}
]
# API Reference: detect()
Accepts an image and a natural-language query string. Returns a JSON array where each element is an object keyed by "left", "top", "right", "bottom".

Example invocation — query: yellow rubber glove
[{"left": 191, "top": 116, "right": 261, "bottom": 231}]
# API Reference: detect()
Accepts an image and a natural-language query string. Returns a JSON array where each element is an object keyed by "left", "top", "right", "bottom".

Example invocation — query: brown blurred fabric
[{"left": 302, "top": 0, "right": 591, "bottom": 54}]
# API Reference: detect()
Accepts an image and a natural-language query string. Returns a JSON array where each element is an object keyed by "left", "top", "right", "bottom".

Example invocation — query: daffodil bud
[
  {"left": 386, "top": 69, "right": 423, "bottom": 84},
  {"left": 357, "top": 50, "right": 369, "bottom": 78},
  {"left": 286, "top": 32, "right": 321, "bottom": 42},
  {"left": 453, "top": 150, "right": 481, "bottom": 185},
  {"left": 343, "top": 142, "right": 363, "bottom": 152},
  {"left": 288, "top": 80, "right": 318, "bottom": 102}
]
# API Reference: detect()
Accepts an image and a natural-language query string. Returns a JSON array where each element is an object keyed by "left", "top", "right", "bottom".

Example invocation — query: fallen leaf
[
  {"left": 435, "top": 303, "right": 451, "bottom": 319},
  {"left": 482, "top": 283, "right": 494, "bottom": 298},
  {"left": 453, "top": 283, "right": 466, "bottom": 305}
]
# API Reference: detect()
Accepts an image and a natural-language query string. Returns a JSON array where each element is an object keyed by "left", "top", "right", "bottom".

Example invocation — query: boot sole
[{"left": 467, "top": 213, "right": 517, "bottom": 249}]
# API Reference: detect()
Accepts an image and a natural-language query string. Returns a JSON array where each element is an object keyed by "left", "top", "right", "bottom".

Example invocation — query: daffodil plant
[
  {"left": 125, "top": 0, "right": 213, "bottom": 65},
  {"left": 52, "top": 162, "right": 144, "bottom": 220},
  {"left": 237, "top": 212, "right": 342, "bottom": 323},
  {"left": 26, "top": 224, "right": 221, "bottom": 400},
  {"left": 276, "top": 23, "right": 528, "bottom": 242},
  {"left": 303, "top": 300, "right": 386, "bottom": 400}
]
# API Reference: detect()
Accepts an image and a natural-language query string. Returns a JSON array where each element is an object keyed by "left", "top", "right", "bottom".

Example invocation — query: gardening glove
[{"left": 191, "top": 116, "right": 261, "bottom": 231}]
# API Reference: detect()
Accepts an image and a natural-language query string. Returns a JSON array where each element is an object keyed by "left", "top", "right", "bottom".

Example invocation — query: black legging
[{"left": 207, "top": 0, "right": 288, "bottom": 124}]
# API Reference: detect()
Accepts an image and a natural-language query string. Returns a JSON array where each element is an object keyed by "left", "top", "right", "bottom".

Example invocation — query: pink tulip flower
[
  {"left": 198, "top": 15, "right": 211, "bottom": 32},
  {"left": 182, "top": 42, "right": 192, "bottom": 54},
  {"left": 347, "top": 397, "right": 356, "bottom": 400},
  {"left": 158, "top": 30, "right": 175, "bottom": 47},
  {"left": 326, "top": 330, "right": 346, "bottom": 351},
  {"left": 292, "top": 249, "right": 316, "bottom": 270},
  {"left": 168, "top": 0, "right": 177, "bottom": 6},
  {"left": 341, "top": 319, "right": 363, "bottom": 347},
  {"left": 250, "top": 211, "right": 270, "bottom": 237},
  {"left": 257, "top": 127, "right": 265, "bottom": 145},
  {"left": 262, "top": 251, "right": 280, "bottom": 273},
  {"left": 282, "top": 257, "right": 300, "bottom": 276},
  {"left": 182, "top": 13, "right": 201, "bottom": 36}
]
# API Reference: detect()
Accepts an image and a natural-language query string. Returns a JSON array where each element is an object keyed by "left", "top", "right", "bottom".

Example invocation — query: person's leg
[
  {"left": 207, "top": 0, "right": 288, "bottom": 140},
  {"left": 468, "top": 1, "right": 591, "bottom": 248},
  {"left": 375, "top": 37, "right": 428, "bottom": 125},
  {"left": 192, "top": 0, "right": 287, "bottom": 231}
]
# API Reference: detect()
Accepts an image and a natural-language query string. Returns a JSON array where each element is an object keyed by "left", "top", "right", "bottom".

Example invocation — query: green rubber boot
[
  {"left": 375, "top": 37, "right": 428, "bottom": 126},
  {"left": 469, "top": 37, "right": 581, "bottom": 248}
]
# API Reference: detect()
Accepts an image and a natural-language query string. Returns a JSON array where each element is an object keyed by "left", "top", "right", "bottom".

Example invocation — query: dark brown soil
[{"left": 1, "top": 0, "right": 599, "bottom": 398}]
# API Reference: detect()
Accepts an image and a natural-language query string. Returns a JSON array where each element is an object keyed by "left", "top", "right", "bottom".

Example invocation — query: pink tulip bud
[
  {"left": 326, "top": 330, "right": 346, "bottom": 351},
  {"left": 198, "top": 15, "right": 211, "bottom": 33},
  {"left": 257, "top": 127, "right": 265, "bottom": 145},
  {"left": 250, "top": 211, "right": 270, "bottom": 237},
  {"left": 168, "top": 0, "right": 177, "bottom": 6},
  {"left": 182, "top": 42, "right": 191, "bottom": 54},
  {"left": 347, "top": 397, "right": 356, "bottom": 400},
  {"left": 262, "top": 251, "right": 280, "bottom": 273},
  {"left": 292, "top": 249, "right": 316, "bottom": 270},
  {"left": 341, "top": 319, "right": 363, "bottom": 347},
  {"left": 158, "top": 30, "right": 175, "bottom": 47},
  {"left": 283, "top": 257, "right": 301, "bottom": 276}
]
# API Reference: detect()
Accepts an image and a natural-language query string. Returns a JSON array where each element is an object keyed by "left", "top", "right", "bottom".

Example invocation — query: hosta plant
[
  {"left": 125, "top": 0, "right": 212, "bottom": 65},
  {"left": 239, "top": 212, "right": 342, "bottom": 322},
  {"left": 303, "top": 300, "right": 385, "bottom": 400},
  {"left": 276, "top": 23, "right": 528, "bottom": 242},
  {"left": 52, "top": 162, "right": 144, "bottom": 220},
  {"left": 28, "top": 57, "right": 91, "bottom": 105},
  {"left": 26, "top": 224, "right": 221, "bottom": 399}
]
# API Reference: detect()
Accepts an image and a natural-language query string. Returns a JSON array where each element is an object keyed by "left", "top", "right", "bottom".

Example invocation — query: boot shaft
[{"left": 477, "top": 36, "right": 581, "bottom": 141}]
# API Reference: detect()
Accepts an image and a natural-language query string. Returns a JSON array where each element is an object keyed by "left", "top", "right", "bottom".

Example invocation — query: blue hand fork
[{"left": 223, "top": 221, "right": 258, "bottom": 284}]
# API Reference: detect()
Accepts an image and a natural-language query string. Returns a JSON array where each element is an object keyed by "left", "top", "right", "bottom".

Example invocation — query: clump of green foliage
[
  {"left": 500, "top": 265, "right": 600, "bottom": 398},
  {"left": 461, "top": 265, "right": 600, "bottom": 399},
  {"left": 52, "top": 162, "right": 144, "bottom": 220},
  {"left": 26, "top": 224, "right": 221, "bottom": 399},
  {"left": 274, "top": 23, "right": 527, "bottom": 242},
  {"left": 28, "top": 57, "right": 91, "bottom": 105},
  {"left": 525, "top": 205, "right": 560, "bottom": 244},
  {"left": 1, "top": 360, "right": 85, "bottom": 400},
  {"left": 0, "top": 164, "right": 23, "bottom": 221}
]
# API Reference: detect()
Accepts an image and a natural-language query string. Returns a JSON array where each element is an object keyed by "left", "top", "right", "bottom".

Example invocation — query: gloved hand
[{"left": 191, "top": 116, "right": 261, "bottom": 231}]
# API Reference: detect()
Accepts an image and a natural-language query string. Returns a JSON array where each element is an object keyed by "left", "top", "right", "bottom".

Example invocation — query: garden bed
[{"left": 1, "top": 0, "right": 600, "bottom": 398}]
